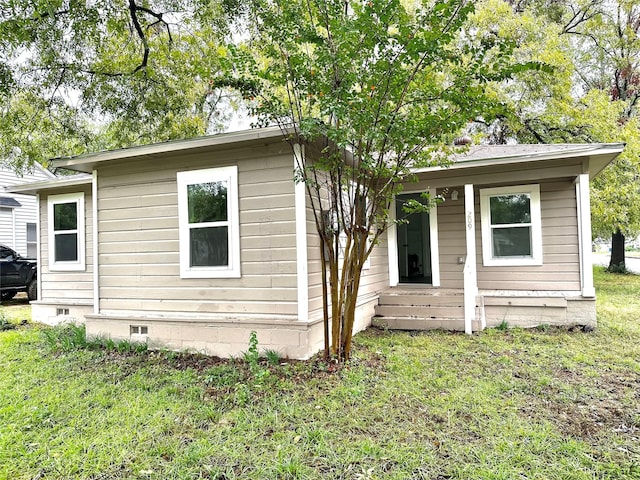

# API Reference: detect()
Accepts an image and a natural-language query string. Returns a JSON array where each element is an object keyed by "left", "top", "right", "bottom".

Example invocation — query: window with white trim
[
  {"left": 480, "top": 184, "right": 542, "bottom": 266},
  {"left": 26, "top": 223, "right": 37, "bottom": 258},
  {"left": 48, "top": 192, "right": 85, "bottom": 271},
  {"left": 177, "top": 166, "right": 241, "bottom": 278}
]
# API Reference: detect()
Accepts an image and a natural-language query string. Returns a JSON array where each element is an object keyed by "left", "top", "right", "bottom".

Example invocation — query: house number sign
[{"left": 466, "top": 212, "right": 473, "bottom": 230}]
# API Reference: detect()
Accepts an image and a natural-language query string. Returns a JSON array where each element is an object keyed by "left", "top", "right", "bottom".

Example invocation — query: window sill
[
  {"left": 49, "top": 264, "right": 86, "bottom": 272},
  {"left": 180, "top": 269, "right": 241, "bottom": 279},
  {"left": 483, "top": 258, "right": 543, "bottom": 267}
]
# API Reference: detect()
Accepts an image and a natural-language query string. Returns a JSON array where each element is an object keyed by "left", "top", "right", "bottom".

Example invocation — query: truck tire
[
  {"left": 27, "top": 279, "right": 37, "bottom": 301},
  {"left": 1, "top": 291, "right": 16, "bottom": 301}
]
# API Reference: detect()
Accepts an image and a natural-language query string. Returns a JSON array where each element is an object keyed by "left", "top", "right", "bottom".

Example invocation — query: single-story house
[
  {"left": 1, "top": 162, "right": 55, "bottom": 257},
  {"left": 8, "top": 127, "right": 623, "bottom": 358}
]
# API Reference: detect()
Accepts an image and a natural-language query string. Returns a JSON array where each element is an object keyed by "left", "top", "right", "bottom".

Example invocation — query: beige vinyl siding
[
  {"left": 436, "top": 192, "right": 466, "bottom": 289},
  {"left": 96, "top": 143, "right": 299, "bottom": 316},
  {"left": 436, "top": 179, "right": 580, "bottom": 291},
  {"left": 39, "top": 185, "right": 94, "bottom": 301}
]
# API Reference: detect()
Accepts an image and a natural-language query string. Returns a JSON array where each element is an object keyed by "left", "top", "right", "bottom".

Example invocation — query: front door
[{"left": 396, "top": 193, "right": 432, "bottom": 284}]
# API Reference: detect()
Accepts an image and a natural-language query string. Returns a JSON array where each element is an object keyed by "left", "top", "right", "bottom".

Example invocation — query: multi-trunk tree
[{"left": 228, "top": 0, "right": 542, "bottom": 360}]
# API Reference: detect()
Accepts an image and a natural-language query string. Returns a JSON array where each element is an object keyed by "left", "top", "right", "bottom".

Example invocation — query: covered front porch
[
  {"left": 378, "top": 171, "right": 597, "bottom": 332},
  {"left": 372, "top": 286, "right": 595, "bottom": 331}
]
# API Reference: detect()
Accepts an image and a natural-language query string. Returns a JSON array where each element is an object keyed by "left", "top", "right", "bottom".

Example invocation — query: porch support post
[
  {"left": 463, "top": 184, "right": 478, "bottom": 334},
  {"left": 387, "top": 196, "right": 399, "bottom": 287},
  {"left": 576, "top": 174, "right": 595, "bottom": 297},
  {"left": 429, "top": 188, "right": 441, "bottom": 287}
]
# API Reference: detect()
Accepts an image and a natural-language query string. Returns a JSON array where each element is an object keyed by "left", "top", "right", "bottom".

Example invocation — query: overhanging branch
[{"left": 127, "top": 0, "right": 173, "bottom": 74}]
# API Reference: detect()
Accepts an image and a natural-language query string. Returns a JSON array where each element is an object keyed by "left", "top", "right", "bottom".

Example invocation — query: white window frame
[
  {"left": 480, "top": 184, "right": 542, "bottom": 267},
  {"left": 48, "top": 192, "right": 86, "bottom": 271},
  {"left": 26, "top": 222, "right": 37, "bottom": 258},
  {"left": 177, "top": 166, "right": 241, "bottom": 278}
]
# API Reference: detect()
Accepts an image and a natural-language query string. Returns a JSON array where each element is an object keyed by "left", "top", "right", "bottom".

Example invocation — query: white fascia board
[
  {"left": 51, "top": 127, "right": 286, "bottom": 173},
  {"left": 5, "top": 176, "right": 92, "bottom": 195},
  {"left": 32, "top": 162, "right": 56, "bottom": 179},
  {"left": 412, "top": 143, "right": 625, "bottom": 175}
]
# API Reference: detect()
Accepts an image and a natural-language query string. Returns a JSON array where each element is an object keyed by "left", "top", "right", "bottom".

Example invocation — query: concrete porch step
[
  {"left": 373, "top": 288, "right": 471, "bottom": 331},
  {"left": 377, "top": 294, "right": 463, "bottom": 307},
  {"left": 374, "top": 304, "right": 464, "bottom": 318},
  {"left": 372, "top": 316, "right": 466, "bottom": 331}
]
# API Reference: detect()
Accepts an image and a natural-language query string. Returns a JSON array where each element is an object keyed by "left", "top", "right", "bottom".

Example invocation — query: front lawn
[{"left": 1, "top": 267, "right": 639, "bottom": 479}]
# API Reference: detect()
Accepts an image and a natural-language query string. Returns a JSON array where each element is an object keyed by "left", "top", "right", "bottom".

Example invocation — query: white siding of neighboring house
[{"left": 0, "top": 164, "right": 54, "bottom": 256}]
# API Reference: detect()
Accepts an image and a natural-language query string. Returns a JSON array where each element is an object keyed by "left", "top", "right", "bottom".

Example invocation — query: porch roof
[
  {"left": 4, "top": 173, "right": 92, "bottom": 195},
  {"left": 413, "top": 143, "right": 624, "bottom": 179}
]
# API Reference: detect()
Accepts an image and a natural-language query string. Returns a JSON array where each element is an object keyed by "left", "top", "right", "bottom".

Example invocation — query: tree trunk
[
  {"left": 319, "top": 241, "right": 330, "bottom": 359},
  {"left": 608, "top": 229, "right": 626, "bottom": 272}
]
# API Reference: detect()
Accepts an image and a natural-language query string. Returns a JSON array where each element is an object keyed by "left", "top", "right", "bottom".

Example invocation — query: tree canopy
[
  {"left": 468, "top": 0, "right": 640, "bottom": 270},
  {"left": 221, "top": 0, "right": 544, "bottom": 359},
  {"left": 0, "top": 0, "right": 234, "bottom": 169}
]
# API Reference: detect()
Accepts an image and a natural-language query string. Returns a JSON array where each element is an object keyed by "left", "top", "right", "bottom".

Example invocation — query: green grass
[{"left": 1, "top": 267, "right": 639, "bottom": 479}]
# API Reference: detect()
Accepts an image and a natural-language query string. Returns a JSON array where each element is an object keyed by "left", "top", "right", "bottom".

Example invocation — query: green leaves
[
  {"left": 223, "top": 0, "right": 542, "bottom": 359},
  {"left": 0, "top": 0, "right": 235, "bottom": 170}
]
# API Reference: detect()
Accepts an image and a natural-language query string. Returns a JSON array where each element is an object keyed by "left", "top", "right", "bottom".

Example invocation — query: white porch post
[
  {"left": 428, "top": 188, "right": 441, "bottom": 287},
  {"left": 387, "top": 195, "right": 399, "bottom": 287},
  {"left": 576, "top": 174, "right": 595, "bottom": 297},
  {"left": 463, "top": 184, "right": 478, "bottom": 334}
]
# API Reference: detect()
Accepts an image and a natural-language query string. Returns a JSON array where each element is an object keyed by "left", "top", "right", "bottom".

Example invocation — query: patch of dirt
[
  {"left": 158, "top": 351, "right": 231, "bottom": 372},
  {"left": 529, "top": 368, "right": 640, "bottom": 442}
]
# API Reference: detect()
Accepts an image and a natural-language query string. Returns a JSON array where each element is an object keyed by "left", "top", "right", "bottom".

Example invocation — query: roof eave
[
  {"left": 4, "top": 175, "right": 93, "bottom": 195},
  {"left": 412, "top": 143, "right": 625, "bottom": 175},
  {"left": 51, "top": 126, "right": 287, "bottom": 173}
]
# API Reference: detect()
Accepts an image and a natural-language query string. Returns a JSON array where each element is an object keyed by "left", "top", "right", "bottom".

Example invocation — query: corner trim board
[
  {"left": 294, "top": 144, "right": 309, "bottom": 321},
  {"left": 92, "top": 170, "right": 99, "bottom": 314},
  {"left": 576, "top": 174, "right": 595, "bottom": 297}
]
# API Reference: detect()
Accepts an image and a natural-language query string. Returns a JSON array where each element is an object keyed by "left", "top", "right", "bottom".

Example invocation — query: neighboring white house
[{"left": 0, "top": 163, "right": 55, "bottom": 257}]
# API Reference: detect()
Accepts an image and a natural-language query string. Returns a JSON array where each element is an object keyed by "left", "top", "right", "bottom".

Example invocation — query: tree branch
[
  {"left": 126, "top": 0, "right": 174, "bottom": 74},
  {"left": 128, "top": 0, "right": 150, "bottom": 73}
]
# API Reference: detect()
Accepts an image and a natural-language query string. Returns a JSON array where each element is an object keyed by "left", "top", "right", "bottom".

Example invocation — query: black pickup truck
[{"left": 0, "top": 245, "right": 37, "bottom": 301}]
